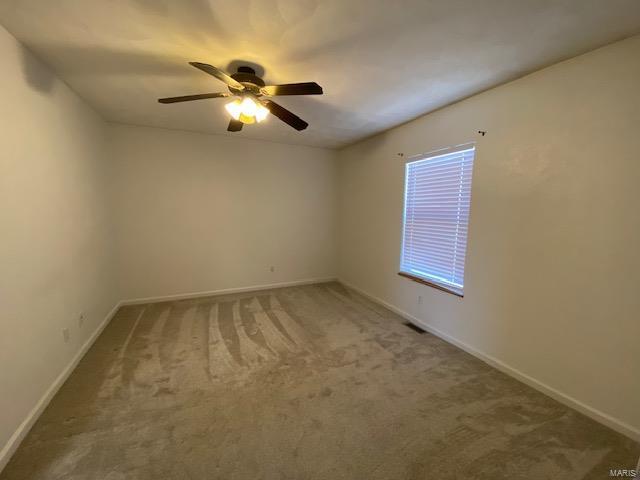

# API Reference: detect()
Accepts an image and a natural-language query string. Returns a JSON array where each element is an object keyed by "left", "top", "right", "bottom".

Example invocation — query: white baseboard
[
  {"left": 120, "top": 277, "right": 338, "bottom": 306},
  {"left": 0, "top": 300, "right": 122, "bottom": 473},
  {"left": 339, "top": 279, "right": 640, "bottom": 442}
]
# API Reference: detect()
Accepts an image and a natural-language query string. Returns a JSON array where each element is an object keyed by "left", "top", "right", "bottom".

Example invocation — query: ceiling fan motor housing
[{"left": 230, "top": 66, "right": 265, "bottom": 94}]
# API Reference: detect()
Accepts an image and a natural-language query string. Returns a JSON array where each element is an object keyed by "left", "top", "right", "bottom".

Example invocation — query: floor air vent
[{"left": 404, "top": 322, "right": 426, "bottom": 334}]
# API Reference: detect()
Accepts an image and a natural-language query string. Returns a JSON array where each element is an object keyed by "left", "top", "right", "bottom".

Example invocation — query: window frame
[{"left": 398, "top": 143, "right": 475, "bottom": 298}]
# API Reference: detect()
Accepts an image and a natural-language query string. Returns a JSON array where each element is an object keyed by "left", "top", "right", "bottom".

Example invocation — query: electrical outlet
[
  {"left": 418, "top": 295, "right": 423, "bottom": 305},
  {"left": 270, "top": 266, "right": 275, "bottom": 273},
  {"left": 78, "top": 312, "right": 85, "bottom": 328},
  {"left": 62, "top": 328, "right": 70, "bottom": 343}
]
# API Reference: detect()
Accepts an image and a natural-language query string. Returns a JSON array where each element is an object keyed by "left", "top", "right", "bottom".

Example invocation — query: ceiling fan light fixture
[
  {"left": 224, "top": 99, "right": 242, "bottom": 120},
  {"left": 160, "top": 62, "right": 319, "bottom": 131},
  {"left": 225, "top": 97, "right": 269, "bottom": 124},
  {"left": 255, "top": 103, "right": 269, "bottom": 122}
]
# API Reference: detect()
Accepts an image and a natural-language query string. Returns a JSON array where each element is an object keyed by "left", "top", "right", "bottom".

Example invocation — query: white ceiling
[{"left": 2, "top": 0, "right": 640, "bottom": 149}]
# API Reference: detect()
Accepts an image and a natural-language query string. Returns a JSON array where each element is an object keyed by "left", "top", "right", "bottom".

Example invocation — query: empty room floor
[{"left": 2, "top": 282, "right": 637, "bottom": 479}]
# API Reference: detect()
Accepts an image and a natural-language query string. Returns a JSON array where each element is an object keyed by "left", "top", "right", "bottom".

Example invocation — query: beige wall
[
  {"left": 0, "top": 24, "right": 118, "bottom": 465},
  {"left": 109, "top": 124, "right": 337, "bottom": 301},
  {"left": 337, "top": 35, "right": 640, "bottom": 438}
]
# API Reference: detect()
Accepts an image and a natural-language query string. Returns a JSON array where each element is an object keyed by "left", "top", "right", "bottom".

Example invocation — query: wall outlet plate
[{"left": 62, "top": 328, "right": 70, "bottom": 343}]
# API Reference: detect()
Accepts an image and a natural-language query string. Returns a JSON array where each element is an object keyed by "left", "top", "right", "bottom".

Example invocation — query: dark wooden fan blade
[
  {"left": 189, "top": 62, "right": 244, "bottom": 90},
  {"left": 158, "top": 92, "right": 230, "bottom": 103},
  {"left": 260, "top": 82, "right": 323, "bottom": 96},
  {"left": 261, "top": 100, "right": 308, "bottom": 131},
  {"left": 227, "top": 119, "right": 243, "bottom": 132}
]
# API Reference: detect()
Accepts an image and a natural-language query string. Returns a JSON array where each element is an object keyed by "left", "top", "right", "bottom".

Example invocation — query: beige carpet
[{"left": 2, "top": 282, "right": 637, "bottom": 479}]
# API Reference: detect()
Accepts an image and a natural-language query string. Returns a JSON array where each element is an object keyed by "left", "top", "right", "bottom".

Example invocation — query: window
[{"left": 400, "top": 145, "right": 475, "bottom": 296}]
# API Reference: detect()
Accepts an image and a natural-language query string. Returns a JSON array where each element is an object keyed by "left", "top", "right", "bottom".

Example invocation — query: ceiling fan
[{"left": 158, "top": 62, "right": 323, "bottom": 132}]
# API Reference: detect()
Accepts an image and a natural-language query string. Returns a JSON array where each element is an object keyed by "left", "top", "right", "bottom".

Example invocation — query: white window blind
[{"left": 400, "top": 146, "right": 475, "bottom": 295}]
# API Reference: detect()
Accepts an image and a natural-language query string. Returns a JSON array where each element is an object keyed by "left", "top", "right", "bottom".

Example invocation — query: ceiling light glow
[{"left": 225, "top": 97, "right": 269, "bottom": 124}]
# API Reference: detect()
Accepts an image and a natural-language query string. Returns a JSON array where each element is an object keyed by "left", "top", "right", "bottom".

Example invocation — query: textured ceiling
[{"left": 2, "top": 0, "right": 640, "bottom": 148}]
